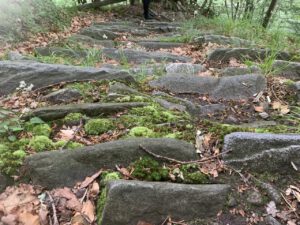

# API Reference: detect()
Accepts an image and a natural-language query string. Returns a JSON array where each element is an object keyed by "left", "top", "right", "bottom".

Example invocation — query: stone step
[
  {"left": 0, "top": 61, "right": 133, "bottom": 96},
  {"left": 194, "top": 34, "right": 255, "bottom": 47},
  {"left": 137, "top": 41, "right": 184, "bottom": 50},
  {"left": 22, "top": 102, "right": 147, "bottom": 121},
  {"left": 150, "top": 73, "right": 266, "bottom": 100},
  {"left": 207, "top": 48, "right": 291, "bottom": 63},
  {"left": 23, "top": 138, "right": 197, "bottom": 188},
  {"left": 101, "top": 180, "right": 230, "bottom": 225},
  {"left": 272, "top": 60, "right": 300, "bottom": 81},
  {"left": 223, "top": 132, "right": 300, "bottom": 174}
]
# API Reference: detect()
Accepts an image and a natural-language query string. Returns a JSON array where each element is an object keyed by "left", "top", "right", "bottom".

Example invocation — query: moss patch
[
  {"left": 28, "top": 136, "right": 54, "bottom": 152},
  {"left": 84, "top": 118, "right": 114, "bottom": 135}
]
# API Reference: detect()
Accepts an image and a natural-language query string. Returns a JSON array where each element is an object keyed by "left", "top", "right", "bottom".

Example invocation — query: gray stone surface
[
  {"left": 208, "top": 48, "right": 291, "bottom": 63},
  {"left": 42, "top": 88, "right": 82, "bottom": 104},
  {"left": 219, "top": 66, "right": 262, "bottom": 76},
  {"left": 165, "top": 63, "right": 206, "bottom": 75},
  {"left": 199, "top": 104, "right": 226, "bottom": 116},
  {"left": 22, "top": 102, "right": 146, "bottom": 121},
  {"left": 23, "top": 138, "right": 198, "bottom": 188},
  {"left": 223, "top": 132, "right": 300, "bottom": 174},
  {"left": 272, "top": 60, "right": 300, "bottom": 80},
  {"left": 101, "top": 180, "right": 230, "bottom": 225},
  {"left": 247, "top": 190, "right": 263, "bottom": 206},
  {"left": 80, "top": 27, "right": 119, "bottom": 40},
  {"left": 69, "top": 34, "right": 115, "bottom": 47},
  {"left": 137, "top": 41, "right": 184, "bottom": 50},
  {"left": 154, "top": 98, "right": 186, "bottom": 112},
  {"left": 108, "top": 82, "right": 141, "bottom": 95},
  {"left": 195, "top": 35, "right": 254, "bottom": 47},
  {"left": 0, "top": 173, "right": 12, "bottom": 193},
  {"left": 0, "top": 61, "right": 133, "bottom": 96},
  {"left": 7, "top": 51, "right": 29, "bottom": 61},
  {"left": 102, "top": 48, "right": 192, "bottom": 64},
  {"left": 150, "top": 74, "right": 266, "bottom": 100},
  {"left": 265, "top": 216, "right": 282, "bottom": 225},
  {"left": 35, "top": 47, "right": 89, "bottom": 58},
  {"left": 295, "top": 81, "right": 300, "bottom": 100}
]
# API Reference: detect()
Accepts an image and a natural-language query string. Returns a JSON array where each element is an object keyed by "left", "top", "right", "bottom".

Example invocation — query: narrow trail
[{"left": 0, "top": 9, "right": 299, "bottom": 225}]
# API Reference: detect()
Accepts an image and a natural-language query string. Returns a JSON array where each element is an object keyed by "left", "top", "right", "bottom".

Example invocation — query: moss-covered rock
[
  {"left": 64, "top": 113, "right": 85, "bottom": 126},
  {"left": 129, "top": 126, "right": 155, "bottom": 138},
  {"left": 29, "top": 136, "right": 54, "bottom": 152},
  {"left": 130, "top": 157, "right": 169, "bottom": 181},
  {"left": 84, "top": 118, "right": 114, "bottom": 135},
  {"left": 53, "top": 140, "right": 84, "bottom": 150}
]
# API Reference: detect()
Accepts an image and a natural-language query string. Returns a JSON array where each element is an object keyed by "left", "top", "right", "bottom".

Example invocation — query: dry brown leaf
[
  {"left": 280, "top": 105, "right": 290, "bottom": 115},
  {"left": 272, "top": 101, "right": 281, "bottom": 109},
  {"left": 137, "top": 221, "right": 154, "bottom": 225},
  {"left": 1, "top": 214, "right": 17, "bottom": 225},
  {"left": 71, "top": 213, "right": 90, "bottom": 225},
  {"left": 38, "top": 205, "right": 49, "bottom": 225},
  {"left": 254, "top": 106, "right": 264, "bottom": 113},
  {"left": 90, "top": 182, "right": 100, "bottom": 198},
  {"left": 79, "top": 170, "right": 102, "bottom": 189},
  {"left": 81, "top": 200, "right": 95, "bottom": 222},
  {"left": 58, "top": 129, "right": 75, "bottom": 141},
  {"left": 18, "top": 211, "right": 40, "bottom": 225}
]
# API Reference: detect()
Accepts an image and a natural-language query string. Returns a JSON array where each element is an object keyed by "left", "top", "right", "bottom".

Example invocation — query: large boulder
[
  {"left": 150, "top": 73, "right": 266, "bottom": 100},
  {"left": 22, "top": 102, "right": 147, "bottom": 121},
  {"left": 23, "top": 138, "right": 198, "bottom": 188},
  {"left": 223, "top": 132, "right": 300, "bottom": 174},
  {"left": 101, "top": 180, "right": 230, "bottom": 225},
  {"left": 195, "top": 35, "right": 255, "bottom": 47},
  {"left": 42, "top": 88, "right": 82, "bottom": 104},
  {"left": 0, "top": 61, "right": 133, "bottom": 96},
  {"left": 207, "top": 48, "right": 291, "bottom": 63},
  {"left": 102, "top": 48, "right": 192, "bottom": 64},
  {"left": 272, "top": 60, "right": 300, "bottom": 80}
]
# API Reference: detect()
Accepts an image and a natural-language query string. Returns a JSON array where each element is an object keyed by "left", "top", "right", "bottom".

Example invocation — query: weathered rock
[
  {"left": 272, "top": 60, "right": 300, "bottom": 80},
  {"left": 80, "top": 27, "right": 119, "bottom": 40},
  {"left": 22, "top": 102, "right": 146, "bottom": 121},
  {"left": 295, "top": 81, "right": 300, "bottom": 100},
  {"left": 23, "top": 138, "right": 198, "bottom": 188},
  {"left": 219, "top": 66, "right": 262, "bottom": 76},
  {"left": 154, "top": 98, "right": 186, "bottom": 112},
  {"left": 150, "top": 74, "right": 266, "bottom": 100},
  {"left": 137, "top": 41, "right": 184, "bottom": 50},
  {"left": 35, "top": 47, "right": 88, "bottom": 58},
  {"left": 0, "top": 61, "right": 133, "bottom": 96},
  {"left": 195, "top": 35, "right": 254, "bottom": 47},
  {"left": 7, "top": 51, "right": 29, "bottom": 61},
  {"left": 68, "top": 34, "right": 115, "bottom": 47},
  {"left": 208, "top": 48, "right": 291, "bottom": 63},
  {"left": 102, "top": 48, "right": 192, "bottom": 64},
  {"left": 223, "top": 132, "right": 300, "bottom": 174},
  {"left": 265, "top": 216, "right": 282, "bottom": 225},
  {"left": 256, "top": 181, "right": 281, "bottom": 203},
  {"left": 165, "top": 63, "right": 206, "bottom": 75},
  {"left": 0, "top": 173, "right": 12, "bottom": 192},
  {"left": 101, "top": 180, "right": 230, "bottom": 225},
  {"left": 42, "top": 88, "right": 82, "bottom": 104},
  {"left": 108, "top": 82, "right": 141, "bottom": 95},
  {"left": 199, "top": 104, "right": 226, "bottom": 116}
]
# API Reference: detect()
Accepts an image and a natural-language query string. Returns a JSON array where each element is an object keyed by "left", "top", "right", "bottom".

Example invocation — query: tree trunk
[{"left": 262, "top": 0, "right": 278, "bottom": 28}]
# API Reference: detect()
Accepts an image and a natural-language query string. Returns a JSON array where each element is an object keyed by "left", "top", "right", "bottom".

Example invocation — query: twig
[
  {"left": 160, "top": 216, "right": 169, "bottom": 225},
  {"left": 169, "top": 220, "right": 187, "bottom": 225},
  {"left": 59, "top": 119, "right": 83, "bottom": 151},
  {"left": 225, "top": 165, "right": 249, "bottom": 184},
  {"left": 80, "top": 188, "right": 89, "bottom": 204},
  {"left": 115, "top": 165, "right": 136, "bottom": 180},
  {"left": 280, "top": 192, "right": 299, "bottom": 218},
  {"left": 46, "top": 191, "right": 59, "bottom": 225},
  {"left": 139, "top": 145, "right": 230, "bottom": 165}
]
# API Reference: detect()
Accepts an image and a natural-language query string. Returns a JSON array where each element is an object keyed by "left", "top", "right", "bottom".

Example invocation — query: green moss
[
  {"left": 84, "top": 118, "right": 114, "bottom": 135},
  {"left": 130, "top": 157, "right": 169, "bottom": 181},
  {"left": 53, "top": 140, "right": 84, "bottom": 150},
  {"left": 0, "top": 144, "right": 25, "bottom": 175},
  {"left": 28, "top": 136, "right": 54, "bottom": 152},
  {"left": 64, "top": 113, "right": 85, "bottom": 125},
  {"left": 128, "top": 126, "right": 155, "bottom": 138},
  {"left": 10, "top": 138, "right": 30, "bottom": 151},
  {"left": 97, "top": 172, "right": 120, "bottom": 224},
  {"left": 32, "top": 124, "right": 52, "bottom": 137},
  {"left": 164, "top": 132, "right": 182, "bottom": 139},
  {"left": 115, "top": 95, "right": 149, "bottom": 103},
  {"left": 12, "top": 150, "right": 26, "bottom": 158},
  {"left": 173, "top": 164, "right": 209, "bottom": 184}
]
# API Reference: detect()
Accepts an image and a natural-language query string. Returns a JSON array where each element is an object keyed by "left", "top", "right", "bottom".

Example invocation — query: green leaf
[
  {"left": 11, "top": 127, "right": 23, "bottom": 132},
  {"left": 30, "top": 117, "right": 45, "bottom": 124},
  {"left": 8, "top": 135, "right": 17, "bottom": 142}
]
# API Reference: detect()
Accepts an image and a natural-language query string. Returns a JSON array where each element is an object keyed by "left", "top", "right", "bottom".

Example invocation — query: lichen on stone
[{"left": 84, "top": 118, "right": 114, "bottom": 135}]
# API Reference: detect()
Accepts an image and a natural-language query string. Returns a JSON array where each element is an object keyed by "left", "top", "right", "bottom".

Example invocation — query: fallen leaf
[
  {"left": 137, "top": 221, "right": 154, "bottom": 225},
  {"left": 266, "top": 201, "right": 278, "bottom": 217},
  {"left": 280, "top": 105, "right": 290, "bottom": 115},
  {"left": 79, "top": 170, "right": 102, "bottom": 189},
  {"left": 58, "top": 129, "right": 75, "bottom": 141},
  {"left": 90, "top": 182, "right": 100, "bottom": 198},
  {"left": 254, "top": 106, "right": 264, "bottom": 113},
  {"left": 272, "top": 101, "right": 281, "bottom": 109},
  {"left": 18, "top": 211, "right": 40, "bottom": 225},
  {"left": 81, "top": 200, "right": 95, "bottom": 222}
]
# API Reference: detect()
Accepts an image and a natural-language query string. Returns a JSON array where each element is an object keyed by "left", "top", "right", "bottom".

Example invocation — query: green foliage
[
  {"left": 64, "top": 113, "right": 85, "bottom": 125},
  {"left": 84, "top": 119, "right": 114, "bottom": 135},
  {"left": 0, "top": 109, "right": 23, "bottom": 142},
  {"left": 31, "top": 124, "right": 52, "bottom": 137},
  {"left": 28, "top": 136, "right": 54, "bottom": 152},
  {"left": 54, "top": 140, "right": 84, "bottom": 149},
  {"left": 179, "top": 164, "right": 209, "bottom": 184},
  {"left": 130, "top": 157, "right": 169, "bottom": 181},
  {"left": 128, "top": 126, "right": 155, "bottom": 138}
]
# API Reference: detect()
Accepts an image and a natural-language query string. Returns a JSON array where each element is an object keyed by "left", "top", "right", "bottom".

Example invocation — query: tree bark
[{"left": 262, "top": 0, "right": 278, "bottom": 28}]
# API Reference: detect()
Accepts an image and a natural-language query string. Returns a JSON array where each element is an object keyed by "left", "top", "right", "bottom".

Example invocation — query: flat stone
[
  {"left": 108, "top": 82, "right": 141, "bottom": 95},
  {"left": 137, "top": 41, "right": 184, "bottom": 50},
  {"left": 165, "top": 63, "right": 206, "bottom": 75},
  {"left": 22, "top": 102, "right": 146, "bottom": 121},
  {"left": 23, "top": 138, "right": 198, "bottom": 188},
  {"left": 0, "top": 173, "right": 12, "bottom": 193},
  {"left": 102, "top": 48, "right": 192, "bottom": 64},
  {"left": 80, "top": 27, "right": 119, "bottom": 40},
  {"left": 265, "top": 216, "right": 282, "bottom": 225},
  {"left": 199, "top": 104, "right": 226, "bottom": 116},
  {"left": 195, "top": 35, "right": 255, "bottom": 47},
  {"left": 35, "top": 47, "right": 89, "bottom": 58},
  {"left": 69, "top": 34, "right": 115, "bottom": 47},
  {"left": 101, "top": 180, "right": 230, "bottom": 225},
  {"left": 0, "top": 61, "right": 133, "bottom": 96},
  {"left": 42, "top": 88, "right": 82, "bottom": 104},
  {"left": 223, "top": 132, "right": 300, "bottom": 174},
  {"left": 272, "top": 60, "right": 300, "bottom": 80},
  {"left": 150, "top": 74, "right": 266, "bottom": 100},
  {"left": 154, "top": 98, "right": 186, "bottom": 112},
  {"left": 7, "top": 51, "right": 29, "bottom": 61},
  {"left": 219, "top": 66, "right": 262, "bottom": 76},
  {"left": 207, "top": 48, "right": 291, "bottom": 63}
]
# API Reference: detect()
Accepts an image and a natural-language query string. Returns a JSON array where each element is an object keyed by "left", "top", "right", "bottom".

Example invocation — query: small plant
[
  {"left": 84, "top": 118, "right": 114, "bottom": 135},
  {"left": 64, "top": 113, "right": 85, "bottom": 126},
  {"left": 128, "top": 126, "right": 155, "bottom": 138},
  {"left": 0, "top": 109, "right": 23, "bottom": 142}
]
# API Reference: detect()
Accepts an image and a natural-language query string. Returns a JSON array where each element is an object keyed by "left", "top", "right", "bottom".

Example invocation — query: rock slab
[
  {"left": 101, "top": 180, "right": 230, "bottom": 225},
  {"left": 165, "top": 63, "right": 206, "bottom": 75},
  {"left": 272, "top": 60, "right": 300, "bottom": 80},
  {"left": 150, "top": 73, "right": 266, "bottom": 100},
  {"left": 223, "top": 132, "right": 300, "bottom": 173},
  {"left": 23, "top": 138, "right": 197, "bottom": 188},
  {"left": 195, "top": 34, "right": 254, "bottom": 47},
  {"left": 0, "top": 61, "right": 133, "bottom": 96}
]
